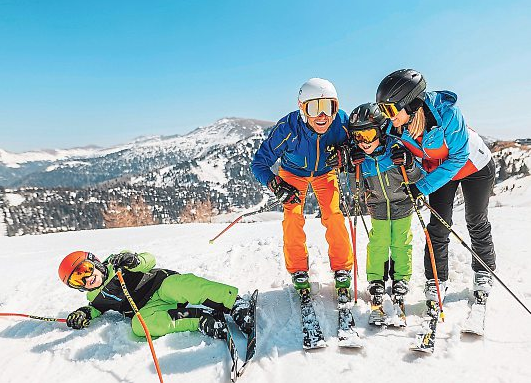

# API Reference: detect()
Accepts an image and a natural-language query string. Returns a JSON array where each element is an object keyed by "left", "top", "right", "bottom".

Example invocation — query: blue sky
[{"left": 1, "top": 0, "right": 530, "bottom": 152}]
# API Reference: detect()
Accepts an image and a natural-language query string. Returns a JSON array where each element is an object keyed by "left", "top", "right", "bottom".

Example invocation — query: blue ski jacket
[
  {"left": 385, "top": 91, "right": 491, "bottom": 196},
  {"left": 251, "top": 110, "right": 349, "bottom": 186}
]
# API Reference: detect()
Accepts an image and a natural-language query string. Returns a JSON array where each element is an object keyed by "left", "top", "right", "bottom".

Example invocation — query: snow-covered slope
[{"left": 0, "top": 178, "right": 530, "bottom": 383}]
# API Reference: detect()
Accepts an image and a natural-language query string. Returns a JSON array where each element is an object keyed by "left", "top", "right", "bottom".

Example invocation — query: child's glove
[
  {"left": 325, "top": 145, "right": 350, "bottom": 171},
  {"left": 198, "top": 311, "right": 228, "bottom": 339},
  {"left": 108, "top": 252, "right": 140, "bottom": 270},
  {"left": 66, "top": 307, "right": 91, "bottom": 330},
  {"left": 391, "top": 144, "right": 414, "bottom": 169},
  {"left": 267, "top": 176, "right": 301, "bottom": 204},
  {"left": 349, "top": 148, "right": 366, "bottom": 167}
]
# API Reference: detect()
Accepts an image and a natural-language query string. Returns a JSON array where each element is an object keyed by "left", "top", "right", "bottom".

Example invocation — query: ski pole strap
[
  {"left": 116, "top": 269, "right": 164, "bottom": 383},
  {"left": 0, "top": 313, "right": 66, "bottom": 323},
  {"left": 421, "top": 199, "right": 531, "bottom": 316}
]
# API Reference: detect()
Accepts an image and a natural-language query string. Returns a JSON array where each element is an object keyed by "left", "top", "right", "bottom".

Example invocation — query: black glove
[
  {"left": 325, "top": 145, "right": 350, "bottom": 170},
  {"left": 402, "top": 183, "right": 423, "bottom": 201},
  {"left": 268, "top": 176, "right": 301, "bottom": 204},
  {"left": 349, "top": 148, "right": 366, "bottom": 168},
  {"left": 66, "top": 306, "right": 92, "bottom": 330},
  {"left": 108, "top": 252, "right": 140, "bottom": 270},
  {"left": 391, "top": 144, "right": 414, "bottom": 169},
  {"left": 198, "top": 311, "right": 227, "bottom": 339}
]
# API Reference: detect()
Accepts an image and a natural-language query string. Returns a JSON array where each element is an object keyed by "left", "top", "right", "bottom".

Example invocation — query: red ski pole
[{"left": 209, "top": 200, "right": 279, "bottom": 244}]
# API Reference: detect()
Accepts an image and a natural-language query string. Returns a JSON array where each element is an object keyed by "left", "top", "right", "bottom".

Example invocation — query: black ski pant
[{"left": 424, "top": 159, "right": 496, "bottom": 281}]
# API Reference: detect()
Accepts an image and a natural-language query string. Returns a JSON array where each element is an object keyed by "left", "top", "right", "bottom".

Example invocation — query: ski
[
  {"left": 298, "top": 288, "right": 326, "bottom": 350},
  {"left": 224, "top": 322, "right": 239, "bottom": 382},
  {"left": 386, "top": 297, "right": 407, "bottom": 328},
  {"left": 337, "top": 288, "right": 362, "bottom": 348},
  {"left": 461, "top": 302, "right": 486, "bottom": 336},
  {"left": 368, "top": 304, "right": 387, "bottom": 327},
  {"left": 237, "top": 289, "right": 259, "bottom": 378},
  {"left": 410, "top": 300, "right": 439, "bottom": 354}
]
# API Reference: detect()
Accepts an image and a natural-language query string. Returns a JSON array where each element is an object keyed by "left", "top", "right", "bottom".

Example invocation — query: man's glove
[
  {"left": 66, "top": 306, "right": 92, "bottom": 330},
  {"left": 268, "top": 176, "right": 301, "bottom": 204},
  {"left": 391, "top": 144, "right": 414, "bottom": 169},
  {"left": 108, "top": 252, "right": 141, "bottom": 270},
  {"left": 349, "top": 148, "right": 366, "bottom": 168},
  {"left": 325, "top": 145, "right": 350, "bottom": 170},
  {"left": 402, "top": 183, "right": 423, "bottom": 202}
]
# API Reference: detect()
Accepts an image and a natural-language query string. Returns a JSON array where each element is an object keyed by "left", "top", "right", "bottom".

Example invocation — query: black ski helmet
[
  {"left": 349, "top": 102, "right": 386, "bottom": 131},
  {"left": 376, "top": 69, "right": 426, "bottom": 113}
]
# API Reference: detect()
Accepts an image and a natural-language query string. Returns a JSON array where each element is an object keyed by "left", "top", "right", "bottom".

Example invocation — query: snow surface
[
  {"left": 1, "top": 179, "right": 530, "bottom": 383},
  {"left": 4, "top": 192, "right": 25, "bottom": 207}
]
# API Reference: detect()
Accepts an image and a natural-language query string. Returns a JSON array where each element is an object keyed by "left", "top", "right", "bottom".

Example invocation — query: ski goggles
[
  {"left": 301, "top": 98, "right": 338, "bottom": 118},
  {"left": 67, "top": 260, "right": 95, "bottom": 289},
  {"left": 352, "top": 127, "right": 379, "bottom": 144},
  {"left": 377, "top": 102, "right": 400, "bottom": 119}
]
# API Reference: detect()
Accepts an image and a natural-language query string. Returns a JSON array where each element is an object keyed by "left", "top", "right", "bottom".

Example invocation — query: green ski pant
[
  {"left": 366, "top": 215, "right": 413, "bottom": 282},
  {"left": 131, "top": 273, "right": 238, "bottom": 337}
]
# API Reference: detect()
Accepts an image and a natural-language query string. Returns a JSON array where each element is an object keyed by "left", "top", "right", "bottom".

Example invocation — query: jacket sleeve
[
  {"left": 129, "top": 251, "right": 156, "bottom": 273},
  {"left": 251, "top": 118, "right": 292, "bottom": 186},
  {"left": 415, "top": 107, "right": 469, "bottom": 195}
]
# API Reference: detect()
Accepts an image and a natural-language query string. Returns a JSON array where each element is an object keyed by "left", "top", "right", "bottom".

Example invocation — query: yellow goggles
[
  {"left": 302, "top": 98, "right": 338, "bottom": 118},
  {"left": 377, "top": 102, "right": 400, "bottom": 119},
  {"left": 353, "top": 128, "right": 379, "bottom": 144},
  {"left": 67, "top": 260, "right": 95, "bottom": 288}
]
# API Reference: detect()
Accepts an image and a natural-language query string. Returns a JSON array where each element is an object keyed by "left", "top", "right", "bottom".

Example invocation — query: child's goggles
[
  {"left": 301, "top": 98, "right": 338, "bottom": 118},
  {"left": 377, "top": 102, "right": 400, "bottom": 119},
  {"left": 353, "top": 128, "right": 379, "bottom": 144},
  {"left": 67, "top": 260, "right": 95, "bottom": 289}
]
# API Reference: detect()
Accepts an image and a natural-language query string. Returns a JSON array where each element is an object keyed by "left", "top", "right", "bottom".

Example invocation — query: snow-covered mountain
[
  {"left": 0, "top": 117, "right": 273, "bottom": 188},
  {"left": 0, "top": 176, "right": 530, "bottom": 382}
]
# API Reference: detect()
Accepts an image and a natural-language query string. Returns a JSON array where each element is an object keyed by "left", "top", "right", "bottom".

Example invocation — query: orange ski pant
[{"left": 278, "top": 168, "right": 353, "bottom": 274}]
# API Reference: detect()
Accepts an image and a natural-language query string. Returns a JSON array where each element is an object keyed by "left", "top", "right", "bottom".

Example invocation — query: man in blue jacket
[{"left": 251, "top": 78, "right": 353, "bottom": 294}]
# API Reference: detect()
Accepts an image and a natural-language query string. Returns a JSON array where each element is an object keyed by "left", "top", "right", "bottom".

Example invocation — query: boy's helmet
[
  {"left": 58, "top": 251, "right": 107, "bottom": 289},
  {"left": 298, "top": 78, "right": 338, "bottom": 122},
  {"left": 376, "top": 69, "right": 426, "bottom": 112},
  {"left": 349, "top": 103, "right": 386, "bottom": 131}
]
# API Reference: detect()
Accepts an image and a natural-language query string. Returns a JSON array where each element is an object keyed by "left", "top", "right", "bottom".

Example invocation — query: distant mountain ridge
[{"left": 0, "top": 117, "right": 273, "bottom": 188}]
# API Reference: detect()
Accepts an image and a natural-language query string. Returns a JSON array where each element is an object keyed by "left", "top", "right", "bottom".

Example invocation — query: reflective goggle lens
[
  {"left": 378, "top": 102, "right": 400, "bottom": 118},
  {"left": 304, "top": 98, "right": 338, "bottom": 117},
  {"left": 67, "top": 260, "right": 95, "bottom": 288},
  {"left": 353, "top": 128, "right": 379, "bottom": 144}
]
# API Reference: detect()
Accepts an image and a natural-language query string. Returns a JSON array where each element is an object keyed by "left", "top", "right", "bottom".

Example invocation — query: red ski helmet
[{"left": 58, "top": 251, "right": 106, "bottom": 290}]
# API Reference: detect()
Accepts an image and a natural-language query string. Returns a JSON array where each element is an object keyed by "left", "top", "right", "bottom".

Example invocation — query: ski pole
[
  {"left": 0, "top": 312, "right": 66, "bottom": 323},
  {"left": 421, "top": 199, "right": 531, "bottom": 316},
  {"left": 335, "top": 168, "right": 359, "bottom": 303},
  {"left": 116, "top": 269, "right": 164, "bottom": 383},
  {"left": 209, "top": 199, "right": 280, "bottom": 244},
  {"left": 400, "top": 165, "right": 445, "bottom": 321},
  {"left": 345, "top": 167, "right": 370, "bottom": 238}
]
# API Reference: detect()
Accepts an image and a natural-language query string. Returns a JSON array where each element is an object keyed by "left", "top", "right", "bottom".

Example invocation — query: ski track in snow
[{"left": 1, "top": 185, "right": 531, "bottom": 382}]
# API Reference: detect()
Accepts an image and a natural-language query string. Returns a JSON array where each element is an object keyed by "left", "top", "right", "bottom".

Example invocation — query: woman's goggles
[
  {"left": 377, "top": 102, "right": 400, "bottom": 119},
  {"left": 67, "top": 260, "right": 95, "bottom": 289},
  {"left": 301, "top": 98, "right": 338, "bottom": 118},
  {"left": 353, "top": 128, "right": 380, "bottom": 144}
]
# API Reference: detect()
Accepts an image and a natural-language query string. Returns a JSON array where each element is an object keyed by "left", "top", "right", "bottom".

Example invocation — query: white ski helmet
[{"left": 298, "top": 78, "right": 338, "bottom": 122}]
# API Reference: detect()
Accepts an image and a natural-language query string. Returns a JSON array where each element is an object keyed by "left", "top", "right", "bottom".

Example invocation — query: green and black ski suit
[{"left": 79, "top": 251, "right": 238, "bottom": 337}]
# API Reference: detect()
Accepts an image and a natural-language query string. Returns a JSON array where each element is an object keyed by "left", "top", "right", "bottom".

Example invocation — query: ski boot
[
  {"left": 230, "top": 295, "right": 254, "bottom": 335},
  {"left": 368, "top": 280, "right": 387, "bottom": 326},
  {"left": 334, "top": 270, "right": 352, "bottom": 303},
  {"left": 473, "top": 271, "right": 493, "bottom": 305},
  {"left": 292, "top": 270, "right": 310, "bottom": 291},
  {"left": 390, "top": 279, "right": 409, "bottom": 327}
]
